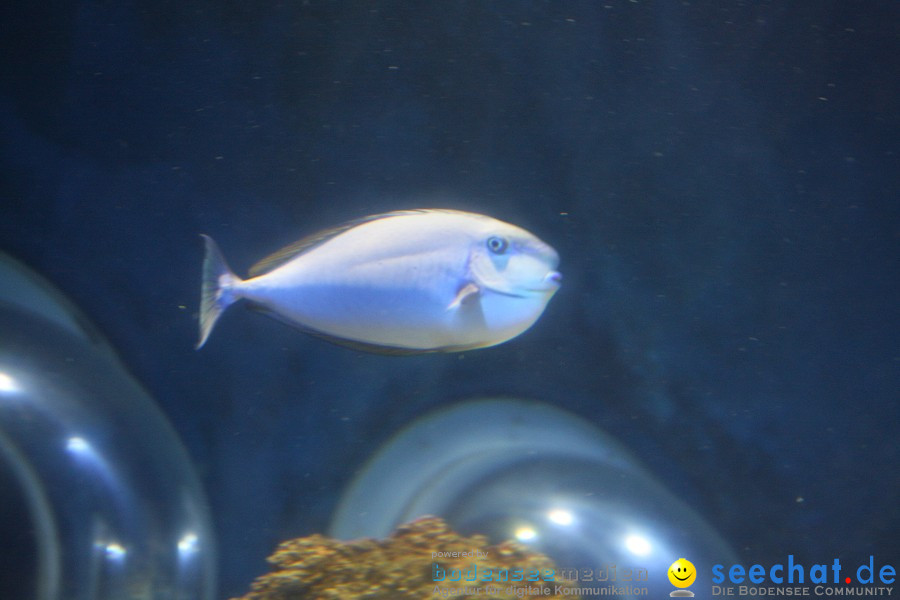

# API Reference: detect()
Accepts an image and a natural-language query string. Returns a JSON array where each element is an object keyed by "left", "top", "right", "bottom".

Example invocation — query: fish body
[{"left": 197, "top": 209, "right": 561, "bottom": 353}]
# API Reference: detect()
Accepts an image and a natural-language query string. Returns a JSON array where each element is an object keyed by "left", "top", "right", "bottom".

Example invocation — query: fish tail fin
[{"left": 197, "top": 234, "right": 242, "bottom": 349}]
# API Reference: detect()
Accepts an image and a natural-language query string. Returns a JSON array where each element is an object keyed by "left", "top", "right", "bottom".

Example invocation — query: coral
[{"left": 230, "top": 516, "right": 580, "bottom": 600}]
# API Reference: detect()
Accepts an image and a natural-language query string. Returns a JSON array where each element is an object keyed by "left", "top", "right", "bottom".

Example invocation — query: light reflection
[
  {"left": 104, "top": 543, "right": 127, "bottom": 561},
  {"left": 66, "top": 436, "right": 91, "bottom": 454},
  {"left": 178, "top": 532, "right": 199, "bottom": 556},
  {"left": 65, "top": 435, "right": 118, "bottom": 490},
  {"left": 547, "top": 508, "right": 574, "bottom": 526},
  {"left": 624, "top": 533, "right": 652, "bottom": 556},
  {"left": 514, "top": 526, "right": 538, "bottom": 542},
  {"left": 0, "top": 371, "right": 19, "bottom": 394}
]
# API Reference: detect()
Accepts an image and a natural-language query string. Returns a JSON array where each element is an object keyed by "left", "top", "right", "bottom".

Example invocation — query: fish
[{"left": 197, "top": 209, "right": 561, "bottom": 353}]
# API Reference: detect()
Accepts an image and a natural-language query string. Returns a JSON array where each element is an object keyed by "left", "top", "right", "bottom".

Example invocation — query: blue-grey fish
[{"left": 197, "top": 209, "right": 561, "bottom": 353}]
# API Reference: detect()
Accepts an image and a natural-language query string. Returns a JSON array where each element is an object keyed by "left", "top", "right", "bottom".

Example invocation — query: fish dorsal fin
[
  {"left": 247, "top": 222, "right": 358, "bottom": 277},
  {"left": 247, "top": 209, "right": 436, "bottom": 278}
]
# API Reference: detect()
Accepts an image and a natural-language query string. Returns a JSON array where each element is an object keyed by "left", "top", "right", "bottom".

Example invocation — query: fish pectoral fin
[{"left": 447, "top": 282, "right": 481, "bottom": 310}]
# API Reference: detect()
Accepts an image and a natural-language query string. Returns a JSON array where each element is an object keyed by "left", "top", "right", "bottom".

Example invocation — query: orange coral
[{"left": 231, "top": 516, "right": 579, "bottom": 600}]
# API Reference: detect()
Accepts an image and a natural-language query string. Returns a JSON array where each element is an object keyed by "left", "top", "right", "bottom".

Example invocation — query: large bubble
[
  {"left": 0, "top": 254, "right": 216, "bottom": 600},
  {"left": 331, "top": 398, "right": 737, "bottom": 599}
]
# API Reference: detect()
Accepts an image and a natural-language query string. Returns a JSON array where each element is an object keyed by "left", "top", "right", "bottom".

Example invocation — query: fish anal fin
[{"left": 310, "top": 334, "right": 438, "bottom": 356}]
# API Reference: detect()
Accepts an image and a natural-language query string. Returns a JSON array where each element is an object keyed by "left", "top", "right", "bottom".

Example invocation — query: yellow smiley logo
[{"left": 668, "top": 558, "right": 697, "bottom": 588}]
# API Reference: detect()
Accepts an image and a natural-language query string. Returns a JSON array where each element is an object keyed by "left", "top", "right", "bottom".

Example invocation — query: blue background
[{"left": 2, "top": 1, "right": 897, "bottom": 597}]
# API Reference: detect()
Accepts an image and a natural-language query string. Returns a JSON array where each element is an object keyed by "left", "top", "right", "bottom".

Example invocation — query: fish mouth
[{"left": 527, "top": 271, "right": 562, "bottom": 293}]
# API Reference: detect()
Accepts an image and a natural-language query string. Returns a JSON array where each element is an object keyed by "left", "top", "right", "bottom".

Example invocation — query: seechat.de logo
[{"left": 710, "top": 555, "right": 896, "bottom": 597}]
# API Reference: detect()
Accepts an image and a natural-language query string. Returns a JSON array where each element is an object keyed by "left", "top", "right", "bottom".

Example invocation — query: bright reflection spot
[
  {"left": 66, "top": 436, "right": 91, "bottom": 454},
  {"left": 0, "top": 372, "right": 19, "bottom": 394},
  {"left": 178, "top": 532, "right": 199, "bottom": 555},
  {"left": 514, "top": 526, "right": 538, "bottom": 542},
  {"left": 105, "top": 543, "right": 127, "bottom": 560},
  {"left": 624, "top": 534, "right": 652, "bottom": 556},
  {"left": 547, "top": 509, "right": 574, "bottom": 526}
]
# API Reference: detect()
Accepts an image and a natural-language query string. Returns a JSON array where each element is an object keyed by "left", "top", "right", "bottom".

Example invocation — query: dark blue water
[{"left": 2, "top": 2, "right": 897, "bottom": 597}]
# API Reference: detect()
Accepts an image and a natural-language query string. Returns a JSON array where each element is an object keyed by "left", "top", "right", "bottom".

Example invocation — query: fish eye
[{"left": 486, "top": 236, "right": 509, "bottom": 254}]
